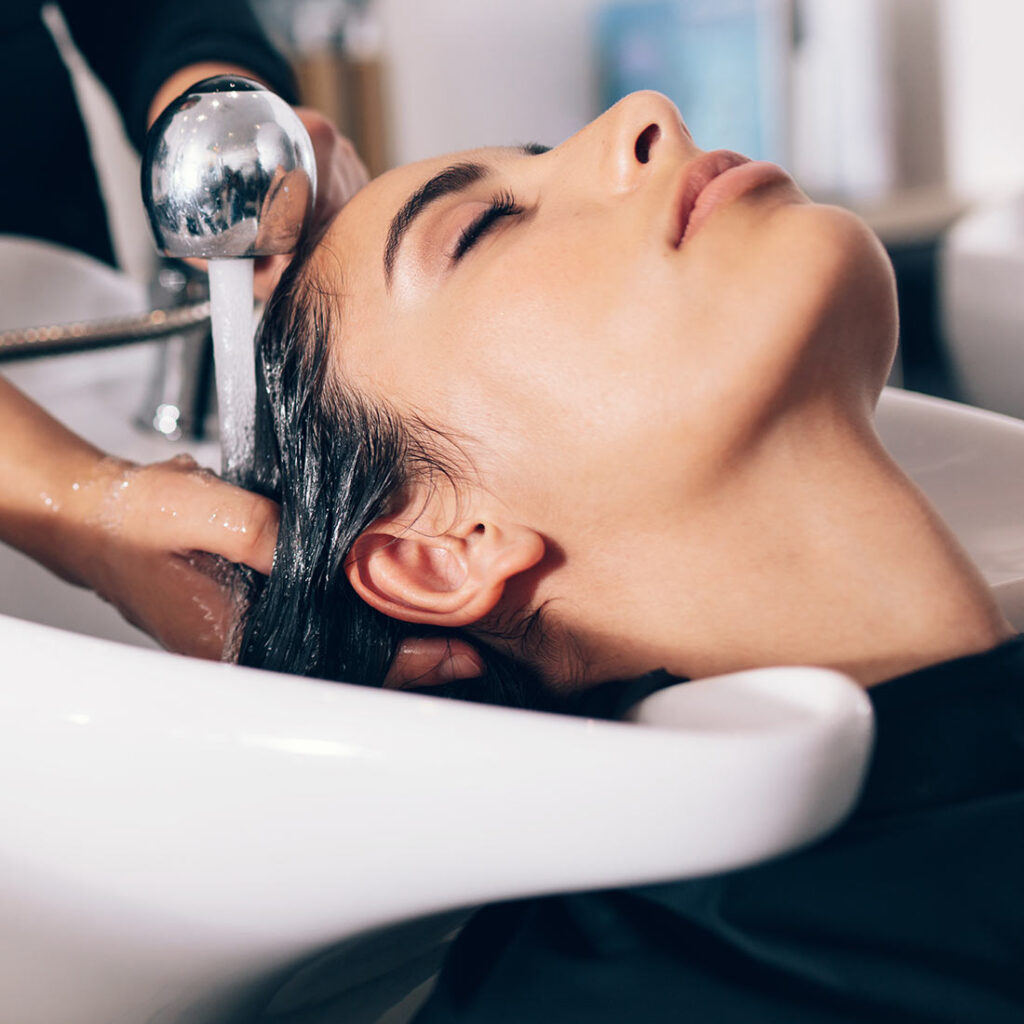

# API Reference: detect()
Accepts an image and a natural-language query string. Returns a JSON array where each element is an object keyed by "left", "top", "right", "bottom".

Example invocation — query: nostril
[{"left": 634, "top": 123, "right": 661, "bottom": 164}]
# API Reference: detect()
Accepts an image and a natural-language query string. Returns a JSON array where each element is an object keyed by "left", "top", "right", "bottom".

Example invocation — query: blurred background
[{"left": 67, "top": 0, "right": 1024, "bottom": 413}]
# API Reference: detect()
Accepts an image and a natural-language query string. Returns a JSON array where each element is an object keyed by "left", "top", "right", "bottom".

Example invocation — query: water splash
[{"left": 208, "top": 259, "right": 257, "bottom": 480}]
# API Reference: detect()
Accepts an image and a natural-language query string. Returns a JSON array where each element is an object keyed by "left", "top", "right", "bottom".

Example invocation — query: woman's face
[{"left": 313, "top": 91, "right": 896, "bottom": 533}]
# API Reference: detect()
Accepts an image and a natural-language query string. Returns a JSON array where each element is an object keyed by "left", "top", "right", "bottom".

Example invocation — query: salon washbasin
[
  {"left": 2, "top": 237, "right": 1024, "bottom": 1023},
  {"left": 942, "top": 192, "right": 1024, "bottom": 421},
  {"left": 0, "top": 617, "right": 873, "bottom": 1024},
  {"left": 875, "top": 387, "right": 1024, "bottom": 629}
]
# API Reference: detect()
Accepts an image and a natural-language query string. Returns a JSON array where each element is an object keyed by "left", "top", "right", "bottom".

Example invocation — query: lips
[
  {"left": 672, "top": 151, "right": 790, "bottom": 247},
  {"left": 672, "top": 151, "right": 750, "bottom": 246}
]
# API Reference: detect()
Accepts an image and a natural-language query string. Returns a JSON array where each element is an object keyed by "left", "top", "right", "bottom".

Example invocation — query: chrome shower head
[{"left": 141, "top": 75, "right": 317, "bottom": 260}]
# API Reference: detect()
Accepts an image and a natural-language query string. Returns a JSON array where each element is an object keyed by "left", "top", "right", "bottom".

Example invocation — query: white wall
[
  {"left": 940, "top": 0, "right": 1024, "bottom": 200},
  {"left": 378, "top": 0, "right": 619, "bottom": 164}
]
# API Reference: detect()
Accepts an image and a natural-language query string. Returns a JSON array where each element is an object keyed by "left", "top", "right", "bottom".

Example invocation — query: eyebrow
[{"left": 383, "top": 143, "right": 550, "bottom": 287}]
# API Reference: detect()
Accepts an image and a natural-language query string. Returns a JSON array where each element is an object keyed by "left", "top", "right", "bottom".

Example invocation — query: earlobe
[{"left": 345, "top": 519, "right": 545, "bottom": 627}]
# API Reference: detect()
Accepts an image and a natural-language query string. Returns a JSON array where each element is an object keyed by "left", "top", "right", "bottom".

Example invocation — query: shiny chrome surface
[
  {"left": 0, "top": 300, "right": 210, "bottom": 361},
  {"left": 135, "top": 261, "right": 217, "bottom": 442},
  {"left": 142, "top": 75, "right": 316, "bottom": 259}
]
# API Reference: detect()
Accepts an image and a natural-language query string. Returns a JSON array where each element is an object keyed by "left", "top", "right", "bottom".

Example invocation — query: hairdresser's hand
[
  {"left": 250, "top": 108, "right": 370, "bottom": 300},
  {"left": 0, "top": 376, "right": 279, "bottom": 660},
  {"left": 77, "top": 455, "right": 279, "bottom": 660},
  {"left": 383, "top": 638, "right": 486, "bottom": 690},
  {"left": 301, "top": 107, "right": 372, "bottom": 233}
]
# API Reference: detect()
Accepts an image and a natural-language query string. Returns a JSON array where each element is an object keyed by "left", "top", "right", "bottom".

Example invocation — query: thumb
[{"left": 253, "top": 253, "right": 292, "bottom": 301}]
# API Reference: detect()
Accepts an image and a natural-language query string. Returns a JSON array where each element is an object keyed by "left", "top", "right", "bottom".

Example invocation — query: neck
[{"left": 555, "top": 402, "right": 1013, "bottom": 689}]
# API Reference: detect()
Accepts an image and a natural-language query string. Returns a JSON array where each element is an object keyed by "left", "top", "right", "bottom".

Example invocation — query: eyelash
[{"left": 452, "top": 190, "right": 523, "bottom": 261}]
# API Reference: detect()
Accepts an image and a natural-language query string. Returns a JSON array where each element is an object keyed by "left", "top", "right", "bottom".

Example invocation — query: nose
[{"left": 585, "top": 91, "right": 694, "bottom": 194}]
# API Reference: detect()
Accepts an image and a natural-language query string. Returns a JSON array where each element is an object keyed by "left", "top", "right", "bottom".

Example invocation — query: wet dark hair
[{"left": 236, "top": 231, "right": 553, "bottom": 709}]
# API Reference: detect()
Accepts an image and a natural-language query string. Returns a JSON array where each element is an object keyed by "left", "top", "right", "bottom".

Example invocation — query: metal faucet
[
  {"left": 0, "top": 75, "right": 316, "bottom": 442},
  {"left": 142, "top": 74, "right": 316, "bottom": 260},
  {"left": 140, "top": 74, "right": 317, "bottom": 441}
]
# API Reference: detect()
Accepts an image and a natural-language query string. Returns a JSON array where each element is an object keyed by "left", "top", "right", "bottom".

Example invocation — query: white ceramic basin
[
  {"left": 875, "top": 387, "right": 1024, "bottom": 629},
  {"left": 0, "top": 238, "right": 1021, "bottom": 1024},
  {"left": 0, "top": 619, "right": 873, "bottom": 1024},
  {"left": 942, "top": 194, "right": 1024, "bottom": 420}
]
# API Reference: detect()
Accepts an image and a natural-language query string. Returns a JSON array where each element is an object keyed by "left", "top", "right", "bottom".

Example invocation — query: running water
[{"left": 207, "top": 259, "right": 257, "bottom": 480}]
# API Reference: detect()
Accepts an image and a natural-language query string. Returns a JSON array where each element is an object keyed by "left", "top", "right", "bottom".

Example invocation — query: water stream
[{"left": 207, "top": 259, "right": 257, "bottom": 480}]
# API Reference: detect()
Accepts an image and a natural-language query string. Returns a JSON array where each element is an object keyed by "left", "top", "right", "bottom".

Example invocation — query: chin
[
  {"left": 782, "top": 202, "right": 895, "bottom": 320},
  {"left": 786, "top": 203, "right": 899, "bottom": 398}
]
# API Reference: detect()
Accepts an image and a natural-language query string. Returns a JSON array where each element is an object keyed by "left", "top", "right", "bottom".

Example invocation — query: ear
[{"left": 345, "top": 516, "right": 545, "bottom": 627}]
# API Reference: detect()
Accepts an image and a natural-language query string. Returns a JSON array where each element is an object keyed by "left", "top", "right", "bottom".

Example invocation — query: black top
[
  {"left": 1, "top": 1, "right": 295, "bottom": 266},
  {"left": 413, "top": 636, "right": 1024, "bottom": 1023}
]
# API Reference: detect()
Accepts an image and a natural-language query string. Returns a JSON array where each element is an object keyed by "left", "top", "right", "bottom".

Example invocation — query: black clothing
[
  {"left": 1, "top": 1, "right": 295, "bottom": 266},
  {"left": 414, "top": 637, "right": 1024, "bottom": 1023}
]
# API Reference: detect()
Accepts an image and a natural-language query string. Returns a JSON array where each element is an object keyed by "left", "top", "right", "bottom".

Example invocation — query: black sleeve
[{"left": 58, "top": 0, "right": 298, "bottom": 151}]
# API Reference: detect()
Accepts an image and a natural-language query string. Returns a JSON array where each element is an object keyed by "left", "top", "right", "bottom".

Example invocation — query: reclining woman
[{"left": 242, "top": 92, "right": 1024, "bottom": 1021}]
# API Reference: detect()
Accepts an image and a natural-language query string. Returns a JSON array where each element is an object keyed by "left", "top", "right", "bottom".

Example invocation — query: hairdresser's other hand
[
  {"left": 383, "top": 638, "right": 485, "bottom": 690},
  {"left": 78, "top": 455, "right": 279, "bottom": 660},
  {"left": 251, "top": 108, "right": 370, "bottom": 300}
]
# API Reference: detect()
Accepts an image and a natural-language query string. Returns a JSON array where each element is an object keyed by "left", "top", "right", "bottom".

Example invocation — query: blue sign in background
[{"left": 596, "top": 0, "right": 790, "bottom": 165}]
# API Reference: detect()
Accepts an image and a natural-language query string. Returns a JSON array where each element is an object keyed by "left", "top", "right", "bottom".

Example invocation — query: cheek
[
  {"left": 413, "top": 246, "right": 697, "bottom": 510},
  {"left": 442, "top": 242, "right": 661, "bottom": 423},
  {"left": 654, "top": 204, "right": 896, "bottom": 404}
]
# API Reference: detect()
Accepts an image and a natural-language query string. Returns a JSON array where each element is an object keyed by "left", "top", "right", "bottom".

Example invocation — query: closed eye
[{"left": 451, "top": 190, "right": 523, "bottom": 261}]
